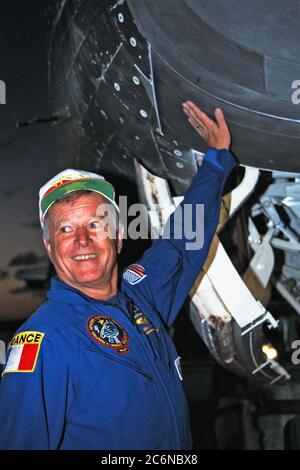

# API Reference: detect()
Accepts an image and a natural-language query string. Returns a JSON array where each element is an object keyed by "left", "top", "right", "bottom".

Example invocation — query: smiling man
[
  {"left": 0, "top": 102, "right": 236, "bottom": 450},
  {"left": 42, "top": 186, "right": 122, "bottom": 299}
]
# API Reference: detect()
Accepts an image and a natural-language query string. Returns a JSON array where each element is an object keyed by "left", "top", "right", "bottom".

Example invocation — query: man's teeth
[{"left": 72, "top": 254, "right": 98, "bottom": 261}]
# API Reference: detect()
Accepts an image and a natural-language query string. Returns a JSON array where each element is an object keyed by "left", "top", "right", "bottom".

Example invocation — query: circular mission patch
[{"left": 87, "top": 315, "right": 130, "bottom": 354}]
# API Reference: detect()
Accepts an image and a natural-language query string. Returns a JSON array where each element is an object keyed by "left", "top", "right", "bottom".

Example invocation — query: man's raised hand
[{"left": 182, "top": 101, "right": 231, "bottom": 150}]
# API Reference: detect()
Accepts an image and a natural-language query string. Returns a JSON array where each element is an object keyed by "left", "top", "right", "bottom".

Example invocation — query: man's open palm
[{"left": 183, "top": 101, "right": 231, "bottom": 150}]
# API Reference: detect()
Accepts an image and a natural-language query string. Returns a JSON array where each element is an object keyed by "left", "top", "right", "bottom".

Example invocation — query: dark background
[{"left": 0, "top": 1, "right": 61, "bottom": 321}]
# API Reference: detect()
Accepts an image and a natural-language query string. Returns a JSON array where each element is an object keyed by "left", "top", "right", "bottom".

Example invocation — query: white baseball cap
[{"left": 39, "top": 169, "right": 119, "bottom": 228}]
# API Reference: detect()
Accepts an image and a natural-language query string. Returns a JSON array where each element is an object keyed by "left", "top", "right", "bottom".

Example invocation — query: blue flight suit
[{"left": 0, "top": 148, "right": 236, "bottom": 449}]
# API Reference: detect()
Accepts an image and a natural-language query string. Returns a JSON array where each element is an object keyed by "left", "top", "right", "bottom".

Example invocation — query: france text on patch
[
  {"left": 123, "top": 264, "right": 147, "bottom": 285},
  {"left": 3, "top": 331, "right": 44, "bottom": 374}
]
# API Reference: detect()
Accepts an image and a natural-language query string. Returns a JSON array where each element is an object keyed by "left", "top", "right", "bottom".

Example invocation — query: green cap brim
[{"left": 41, "top": 179, "right": 118, "bottom": 219}]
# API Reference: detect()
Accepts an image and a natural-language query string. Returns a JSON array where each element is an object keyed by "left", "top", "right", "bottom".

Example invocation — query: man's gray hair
[{"left": 43, "top": 216, "right": 51, "bottom": 240}]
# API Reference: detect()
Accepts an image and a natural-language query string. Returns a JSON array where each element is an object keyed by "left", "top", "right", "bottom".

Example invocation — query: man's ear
[
  {"left": 43, "top": 238, "right": 53, "bottom": 263},
  {"left": 117, "top": 222, "right": 124, "bottom": 255}
]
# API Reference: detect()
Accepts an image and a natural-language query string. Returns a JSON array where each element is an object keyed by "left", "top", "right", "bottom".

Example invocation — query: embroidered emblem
[
  {"left": 87, "top": 315, "right": 130, "bottom": 354},
  {"left": 3, "top": 331, "right": 44, "bottom": 374},
  {"left": 123, "top": 264, "right": 147, "bottom": 285},
  {"left": 133, "top": 308, "right": 157, "bottom": 335}
]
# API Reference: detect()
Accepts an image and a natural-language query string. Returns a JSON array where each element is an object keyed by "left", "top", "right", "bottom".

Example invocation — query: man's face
[{"left": 43, "top": 192, "right": 123, "bottom": 292}]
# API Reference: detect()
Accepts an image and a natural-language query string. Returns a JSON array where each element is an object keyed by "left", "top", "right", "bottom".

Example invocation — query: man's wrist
[{"left": 204, "top": 147, "right": 237, "bottom": 174}]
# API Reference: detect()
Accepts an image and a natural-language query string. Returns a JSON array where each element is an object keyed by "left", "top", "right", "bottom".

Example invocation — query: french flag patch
[
  {"left": 123, "top": 264, "right": 147, "bottom": 285},
  {"left": 3, "top": 331, "right": 44, "bottom": 374}
]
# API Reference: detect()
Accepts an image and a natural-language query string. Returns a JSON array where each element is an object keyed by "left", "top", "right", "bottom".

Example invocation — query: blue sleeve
[
  {"left": 122, "top": 148, "right": 236, "bottom": 327},
  {"left": 0, "top": 332, "right": 69, "bottom": 449}
]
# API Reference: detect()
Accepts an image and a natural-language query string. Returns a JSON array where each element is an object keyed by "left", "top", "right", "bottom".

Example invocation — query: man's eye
[
  {"left": 59, "top": 226, "right": 72, "bottom": 233},
  {"left": 89, "top": 221, "right": 101, "bottom": 229}
]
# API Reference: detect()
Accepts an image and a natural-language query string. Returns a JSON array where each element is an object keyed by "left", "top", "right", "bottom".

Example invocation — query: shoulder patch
[
  {"left": 3, "top": 331, "right": 44, "bottom": 375},
  {"left": 123, "top": 264, "right": 147, "bottom": 285}
]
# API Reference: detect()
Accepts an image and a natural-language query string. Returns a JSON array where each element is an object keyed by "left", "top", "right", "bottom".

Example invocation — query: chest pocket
[
  {"left": 127, "top": 301, "right": 180, "bottom": 377},
  {"left": 85, "top": 339, "right": 153, "bottom": 383},
  {"left": 129, "top": 299, "right": 180, "bottom": 377}
]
